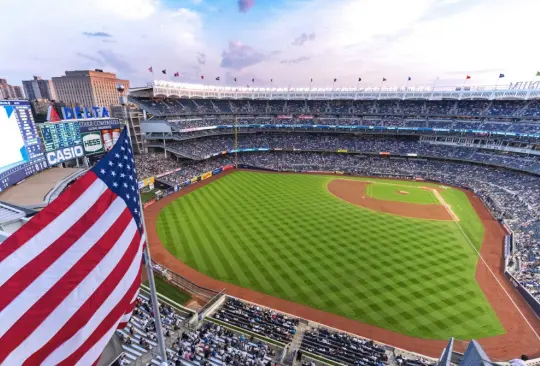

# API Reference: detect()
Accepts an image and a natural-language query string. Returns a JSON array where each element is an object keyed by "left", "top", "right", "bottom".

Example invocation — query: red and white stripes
[{"left": 0, "top": 171, "right": 145, "bottom": 365}]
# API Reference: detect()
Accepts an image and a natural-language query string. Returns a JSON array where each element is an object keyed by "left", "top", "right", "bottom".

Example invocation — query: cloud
[
  {"left": 97, "top": 50, "right": 135, "bottom": 74},
  {"left": 76, "top": 50, "right": 134, "bottom": 74},
  {"left": 292, "top": 33, "right": 315, "bottom": 46},
  {"left": 280, "top": 56, "right": 311, "bottom": 64},
  {"left": 220, "top": 41, "right": 267, "bottom": 70},
  {"left": 82, "top": 31, "right": 112, "bottom": 38},
  {"left": 0, "top": 0, "right": 203, "bottom": 86},
  {"left": 102, "top": 39, "right": 117, "bottom": 43},
  {"left": 238, "top": 0, "right": 254, "bottom": 13},
  {"left": 197, "top": 52, "right": 206, "bottom": 65},
  {"left": 76, "top": 52, "right": 105, "bottom": 66}
]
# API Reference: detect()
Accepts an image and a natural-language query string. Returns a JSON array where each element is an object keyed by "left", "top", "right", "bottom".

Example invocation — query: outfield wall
[{"left": 504, "top": 271, "right": 540, "bottom": 318}]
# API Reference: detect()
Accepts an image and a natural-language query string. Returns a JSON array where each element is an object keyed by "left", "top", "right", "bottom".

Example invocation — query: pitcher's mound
[
  {"left": 398, "top": 190, "right": 409, "bottom": 195},
  {"left": 328, "top": 179, "right": 454, "bottom": 221}
]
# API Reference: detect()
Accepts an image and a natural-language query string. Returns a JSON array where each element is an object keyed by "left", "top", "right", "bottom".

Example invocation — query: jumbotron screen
[{"left": 0, "top": 100, "right": 47, "bottom": 192}]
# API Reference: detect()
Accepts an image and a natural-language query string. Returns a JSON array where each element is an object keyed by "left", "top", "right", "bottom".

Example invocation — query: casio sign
[{"left": 46, "top": 146, "right": 85, "bottom": 166}]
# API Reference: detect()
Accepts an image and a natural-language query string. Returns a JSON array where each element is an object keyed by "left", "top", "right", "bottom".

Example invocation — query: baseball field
[{"left": 155, "top": 171, "right": 504, "bottom": 340}]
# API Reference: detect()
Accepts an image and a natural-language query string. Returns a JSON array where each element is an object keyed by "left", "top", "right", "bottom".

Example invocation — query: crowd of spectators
[
  {"left": 213, "top": 298, "right": 299, "bottom": 343},
  {"left": 135, "top": 154, "right": 180, "bottom": 177},
  {"left": 158, "top": 115, "right": 540, "bottom": 135},
  {"left": 171, "top": 321, "right": 278, "bottom": 366},
  {"left": 116, "top": 292, "right": 192, "bottom": 364},
  {"left": 156, "top": 134, "right": 540, "bottom": 174},
  {"left": 301, "top": 328, "right": 391, "bottom": 366},
  {"left": 130, "top": 97, "right": 540, "bottom": 120}
]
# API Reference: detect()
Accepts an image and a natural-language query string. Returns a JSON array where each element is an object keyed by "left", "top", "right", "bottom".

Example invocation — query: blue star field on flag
[{"left": 92, "top": 127, "right": 142, "bottom": 231}]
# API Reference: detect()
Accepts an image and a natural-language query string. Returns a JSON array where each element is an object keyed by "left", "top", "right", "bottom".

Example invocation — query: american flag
[{"left": 0, "top": 127, "right": 145, "bottom": 365}]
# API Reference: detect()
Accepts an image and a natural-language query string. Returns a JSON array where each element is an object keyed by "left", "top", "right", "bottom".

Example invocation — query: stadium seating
[
  {"left": 146, "top": 134, "right": 540, "bottom": 174},
  {"left": 212, "top": 298, "right": 299, "bottom": 343},
  {"left": 301, "top": 327, "right": 390, "bottom": 366},
  {"left": 116, "top": 292, "right": 193, "bottom": 365},
  {"left": 171, "top": 321, "right": 279, "bottom": 366}
]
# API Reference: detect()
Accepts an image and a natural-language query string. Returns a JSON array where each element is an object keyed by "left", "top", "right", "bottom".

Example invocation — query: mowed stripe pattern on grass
[{"left": 156, "top": 171, "right": 504, "bottom": 340}]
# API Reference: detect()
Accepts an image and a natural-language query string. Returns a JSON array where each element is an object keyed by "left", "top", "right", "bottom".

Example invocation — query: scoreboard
[
  {"left": 0, "top": 100, "right": 47, "bottom": 192},
  {"left": 39, "top": 121, "right": 82, "bottom": 152}
]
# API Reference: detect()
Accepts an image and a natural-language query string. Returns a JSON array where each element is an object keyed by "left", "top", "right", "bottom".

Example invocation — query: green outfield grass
[
  {"left": 366, "top": 182, "right": 439, "bottom": 204},
  {"left": 156, "top": 171, "right": 504, "bottom": 340}
]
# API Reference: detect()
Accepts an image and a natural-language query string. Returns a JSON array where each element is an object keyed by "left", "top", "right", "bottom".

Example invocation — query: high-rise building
[
  {"left": 52, "top": 69, "right": 129, "bottom": 107},
  {"left": 22, "top": 76, "right": 57, "bottom": 101},
  {"left": 0, "top": 78, "right": 25, "bottom": 99}
]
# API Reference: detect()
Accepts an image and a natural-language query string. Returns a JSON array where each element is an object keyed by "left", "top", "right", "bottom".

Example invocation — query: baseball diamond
[{"left": 155, "top": 170, "right": 504, "bottom": 340}]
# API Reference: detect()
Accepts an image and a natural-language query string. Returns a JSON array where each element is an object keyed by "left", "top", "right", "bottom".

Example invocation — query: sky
[{"left": 1, "top": 0, "right": 540, "bottom": 90}]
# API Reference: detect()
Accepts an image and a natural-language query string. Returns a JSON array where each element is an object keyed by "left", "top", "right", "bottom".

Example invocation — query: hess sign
[{"left": 46, "top": 146, "right": 85, "bottom": 166}]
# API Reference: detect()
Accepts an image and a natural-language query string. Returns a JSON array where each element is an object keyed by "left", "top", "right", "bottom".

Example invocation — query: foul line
[{"left": 452, "top": 220, "right": 540, "bottom": 341}]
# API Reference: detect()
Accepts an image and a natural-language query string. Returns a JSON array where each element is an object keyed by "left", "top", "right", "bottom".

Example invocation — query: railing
[{"left": 151, "top": 260, "right": 220, "bottom": 302}]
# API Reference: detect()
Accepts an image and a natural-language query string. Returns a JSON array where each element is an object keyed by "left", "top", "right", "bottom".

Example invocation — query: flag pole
[
  {"left": 432, "top": 77, "right": 439, "bottom": 92},
  {"left": 126, "top": 125, "right": 168, "bottom": 364}
]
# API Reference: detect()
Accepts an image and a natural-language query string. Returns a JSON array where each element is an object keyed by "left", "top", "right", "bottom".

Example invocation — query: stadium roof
[
  {"left": 129, "top": 79, "right": 540, "bottom": 101},
  {"left": 0, "top": 167, "right": 83, "bottom": 207}
]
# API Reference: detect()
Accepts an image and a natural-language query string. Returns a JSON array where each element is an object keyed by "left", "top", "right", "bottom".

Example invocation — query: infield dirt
[
  {"left": 144, "top": 169, "right": 540, "bottom": 359},
  {"left": 327, "top": 179, "right": 453, "bottom": 221}
]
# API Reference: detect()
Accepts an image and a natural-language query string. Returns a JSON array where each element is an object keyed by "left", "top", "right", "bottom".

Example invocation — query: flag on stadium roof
[
  {"left": 499, "top": 73, "right": 505, "bottom": 78},
  {"left": 216, "top": 77, "right": 220, "bottom": 81},
  {"left": 174, "top": 72, "right": 180, "bottom": 77},
  {"left": 252, "top": 78, "right": 255, "bottom": 83},
  {"left": 536, "top": 71, "right": 540, "bottom": 77},
  {"left": 333, "top": 78, "right": 337, "bottom": 82},
  {"left": 408, "top": 76, "right": 411, "bottom": 81},
  {"left": 311, "top": 78, "right": 313, "bottom": 83},
  {"left": 148, "top": 66, "right": 153, "bottom": 73},
  {"left": 466, "top": 75, "right": 471, "bottom": 79},
  {"left": 382, "top": 77, "right": 387, "bottom": 82},
  {"left": 271, "top": 78, "right": 273, "bottom": 83},
  {"left": 201, "top": 75, "right": 204, "bottom": 80},
  {"left": 0, "top": 127, "right": 145, "bottom": 365},
  {"left": 358, "top": 77, "right": 361, "bottom": 82},
  {"left": 162, "top": 69, "right": 166, "bottom": 74},
  {"left": 234, "top": 77, "right": 237, "bottom": 82}
]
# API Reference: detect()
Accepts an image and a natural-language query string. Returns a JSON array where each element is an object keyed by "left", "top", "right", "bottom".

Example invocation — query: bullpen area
[{"left": 154, "top": 170, "right": 504, "bottom": 340}]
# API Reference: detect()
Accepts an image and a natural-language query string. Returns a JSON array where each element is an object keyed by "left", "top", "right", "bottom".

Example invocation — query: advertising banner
[
  {"left": 337, "top": 149, "right": 348, "bottom": 153},
  {"left": 191, "top": 176, "right": 199, "bottom": 184},
  {"left": 81, "top": 132, "right": 105, "bottom": 156},
  {"left": 143, "top": 199, "right": 156, "bottom": 209},
  {"left": 212, "top": 167, "right": 223, "bottom": 175},
  {"left": 138, "top": 176, "right": 155, "bottom": 189},
  {"left": 201, "top": 171, "right": 212, "bottom": 180},
  {"left": 223, "top": 164, "right": 235, "bottom": 171},
  {"left": 77, "top": 118, "right": 121, "bottom": 133},
  {"left": 156, "top": 167, "right": 182, "bottom": 178},
  {"left": 45, "top": 145, "right": 85, "bottom": 166}
]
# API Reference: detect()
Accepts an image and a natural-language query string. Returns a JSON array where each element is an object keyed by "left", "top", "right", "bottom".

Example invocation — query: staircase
[{"left": 284, "top": 321, "right": 310, "bottom": 365}]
